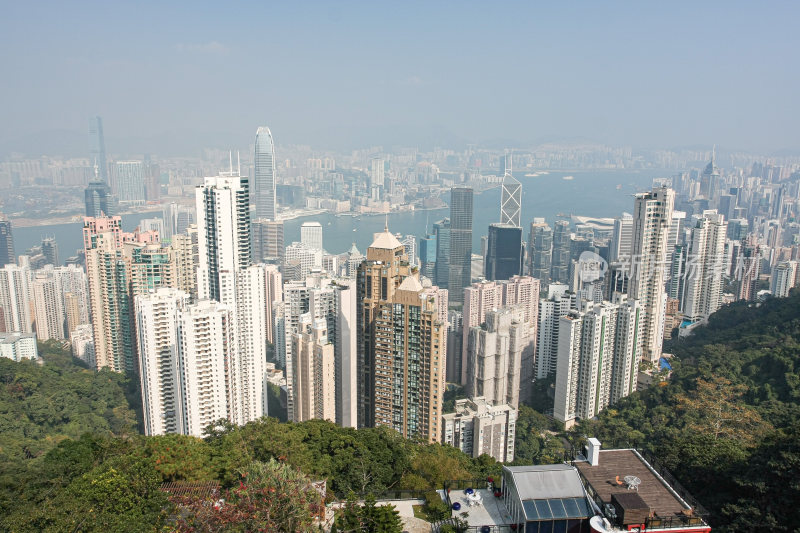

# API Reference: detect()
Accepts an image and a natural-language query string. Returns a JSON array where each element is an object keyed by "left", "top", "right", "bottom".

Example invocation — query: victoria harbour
[{"left": 12, "top": 169, "right": 665, "bottom": 259}]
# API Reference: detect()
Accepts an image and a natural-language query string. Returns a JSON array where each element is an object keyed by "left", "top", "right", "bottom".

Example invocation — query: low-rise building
[
  {"left": 442, "top": 397, "right": 516, "bottom": 462},
  {"left": 0, "top": 333, "right": 38, "bottom": 361}
]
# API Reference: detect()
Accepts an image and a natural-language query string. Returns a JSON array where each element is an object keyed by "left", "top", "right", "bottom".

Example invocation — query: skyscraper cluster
[{"left": 7, "top": 123, "right": 799, "bottom": 467}]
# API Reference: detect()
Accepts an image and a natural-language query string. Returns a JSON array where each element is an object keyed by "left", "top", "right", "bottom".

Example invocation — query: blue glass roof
[{"left": 522, "top": 498, "right": 592, "bottom": 521}]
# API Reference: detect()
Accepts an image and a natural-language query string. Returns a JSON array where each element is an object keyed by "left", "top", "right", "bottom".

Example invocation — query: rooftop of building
[
  {"left": 397, "top": 275, "right": 423, "bottom": 293},
  {"left": 369, "top": 226, "right": 403, "bottom": 250},
  {"left": 504, "top": 464, "right": 587, "bottom": 501},
  {"left": 575, "top": 448, "right": 708, "bottom": 528},
  {"left": 0, "top": 332, "right": 37, "bottom": 343}
]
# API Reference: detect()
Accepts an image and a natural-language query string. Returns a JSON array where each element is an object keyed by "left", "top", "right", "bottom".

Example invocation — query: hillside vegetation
[
  {"left": 578, "top": 291, "right": 800, "bottom": 531},
  {"left": 1, "top": 293, "right": 799, "bottom": 531}
]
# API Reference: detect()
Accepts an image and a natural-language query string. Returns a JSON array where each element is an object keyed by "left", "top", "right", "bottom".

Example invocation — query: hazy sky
[{"left": 1, "top": 1, "right": 798, "bottom": 154}]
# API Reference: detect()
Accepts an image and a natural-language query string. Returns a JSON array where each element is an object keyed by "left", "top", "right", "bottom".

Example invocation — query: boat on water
[
  {"left": 562, "top": 175, "right": 574, "bottom": 180},
  {"left": 616, "top": 184, "right": 622, "bottom": 190}
]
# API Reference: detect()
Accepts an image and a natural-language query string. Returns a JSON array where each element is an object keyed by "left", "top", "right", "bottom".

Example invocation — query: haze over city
[
  {"left": 2, "top": 1, "right": 799, "bottom": 155},
  {"left": 1, "top": 3, "right": 800, "bottom": 532}
]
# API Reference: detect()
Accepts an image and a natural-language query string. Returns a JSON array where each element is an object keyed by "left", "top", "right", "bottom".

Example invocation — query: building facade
[
  {"left": 442, "top": 397, "right": 516, "bottom": 462},
  {"left": 357, "top": 226, "right": 446, "bottom": 442}
]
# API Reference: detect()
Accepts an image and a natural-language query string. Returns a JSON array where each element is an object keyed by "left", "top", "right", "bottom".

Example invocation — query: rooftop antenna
[
  {"left": 93, "top": 158, "right": 99, "bottom": 180},
  {"left": 712, "top": 144, "right": 716, "bottom": 165},
  {"left": 229, "top": 150, "right": 233, "bottom": 175},
  {"left": 384, "top": 214, "right": 389, "bottom": 232},
  {"left": 425, "top": 213, "right": 429, "bottom": 235},
  {"left": 237, "top": 151, "right": 241, "bottom": 176}
]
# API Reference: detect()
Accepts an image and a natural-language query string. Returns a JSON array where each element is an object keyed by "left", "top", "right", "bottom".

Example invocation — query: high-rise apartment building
[
  {"left": 0, "top": 333, "right": 38, "bottom": 361},
  {"left": 129, "top": 243, "right": 173, "bottom": 296},
  {"left": 503, "top": 275, "right": 540, "bottom": 402},
  {"left": 254, "top": 127, "right": 277, "bottom": 221},
  {"left": 681, "top": 210, "right": 727, "bottom": 323},
  {"left": 284, "top": 242, "right": 323, "bottom": 281},
  {"left": 628, "top": 187, "right": 675, "bottom": 363},
  {"left": 734, "top": 239, "right": 761, "bottom": 302},
  {"left": 135, "top": 288, "right": 190, "bottom": 436},
  {"left": 196, "top": 174, "right": 251, "bottom": 302},
  {"left": 334, "top": 278, "right": 358, "bottom": 428},
  {"left": 370, "top": 158, "right": 385, "bottom": 189},
  {"left": 486, "top": 223, "right": 523, "bottom": 282},
  {"left": 32, "top": 269, "right": 66, "bottom": 340},
  {"left": 83, "top": 216, "right": 136, "bottom": 373},
  {"left": 442, "top": 397, "right": 516, "bottom": 463},
  {"left": 461, "top": 276, "right": 540, "bottom": 393},
  {"left": 357, "top": 226, "right": 446, "bottom": 442},
  {"left": 170, "top": 228, "right": 199, "bottom": 302},
  {"left": 449, "top": 188, "right": 473, "bottom": 303},
  {"left": 466, "top": 306, "right": 527, "bottom": 409},
  {"left": 115, "top": 161, "right": 146, "bottom": 206},
  {"left": 176, "top": 300, "right": 235, "bottom": 437},
  {"left": 278, "top": 272, "right": 357, "bottom": 426},
  {"left": 300, "top": 221, "right": 324, "bottom": 251},
  {"left": 262, "top": 264, "right": 283, "bottom": 344},
  {"left": 0, "top": 215, "right": 15, "bottom": 267},
  {"left": 553, "top": 296, "right": 641, "bottom": 427},
  {"left": 535, "top": 284, "right": 573, "bottom": 380},
  {"left": 528, "top": 220, "right": 552, "bottom": 287},
  {"left": 70, "top": 324, "right": 94, "bottom": 366},
  {"left": 0, "top": 264, "right": 33, "bottom": 333},
  {"left": 461, "top": 280, "right": 503, "bottom": 384},
  {"left": 53, "top": 265, "right": 90, "bottom": 329},
  {"left": 771, "top": 261, "right": 799, "bottom": 298},
  {"left": 291, "top": 314, "right": 336, "bottom": 422}
]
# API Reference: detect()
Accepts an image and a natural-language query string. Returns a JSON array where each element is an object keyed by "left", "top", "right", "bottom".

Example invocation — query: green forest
[{"left": 1, "top": 292, "right": 799, "bottom": 531}]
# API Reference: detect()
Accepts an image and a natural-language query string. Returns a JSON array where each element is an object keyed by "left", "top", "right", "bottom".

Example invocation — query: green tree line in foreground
[{"left": 2, "top": 291, "right": 800, "bottom": 531}]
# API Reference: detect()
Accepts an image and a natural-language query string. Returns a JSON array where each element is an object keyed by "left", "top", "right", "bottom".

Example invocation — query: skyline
[{"left": 2, "top": 2, "right": 800, "bottom": 156}]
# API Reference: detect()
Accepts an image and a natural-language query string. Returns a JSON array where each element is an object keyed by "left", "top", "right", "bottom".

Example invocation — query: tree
[
  {"left": 676, "top": 376, "right": 771, "bottom": 444},
  {"left": 331, "top": 494, "right": 403, "bottom": 533},
  {"left": 171, "top": 459, "right": 323, "bottom": 532},
  {"left": 7, "top": 455, "right": 167, "bottom": 532}
]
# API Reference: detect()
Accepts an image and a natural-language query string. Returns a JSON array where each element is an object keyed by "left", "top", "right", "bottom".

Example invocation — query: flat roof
[
  {"left": 575, "top": 449, "right": 691, "bottom": 519},
  {"left": 504, "top": 464, "right": 586, "bottom": 500}
]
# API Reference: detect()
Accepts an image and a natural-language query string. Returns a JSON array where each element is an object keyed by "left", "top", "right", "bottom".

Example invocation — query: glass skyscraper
[
  {"left": 254, "top": 127, "right": 277, "bottom": 220},
  {"left": 448, "top": 187, "right": 473, "bottom": 303},
  {"left": 485, "top": 223, "right": 523, "bottom": 281}
]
